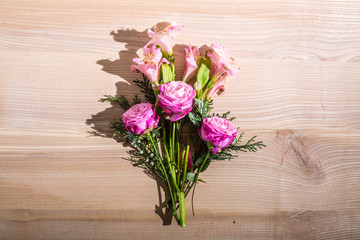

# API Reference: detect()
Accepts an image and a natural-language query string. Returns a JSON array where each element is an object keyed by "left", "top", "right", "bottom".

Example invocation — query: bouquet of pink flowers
[{"left": 101, "top": 23, "right": 265, "bottom": 227}]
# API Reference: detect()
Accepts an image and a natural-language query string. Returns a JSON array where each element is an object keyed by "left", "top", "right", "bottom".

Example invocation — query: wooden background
[{"left": 1, "top": 0, "right": 360, "bottom": 239}]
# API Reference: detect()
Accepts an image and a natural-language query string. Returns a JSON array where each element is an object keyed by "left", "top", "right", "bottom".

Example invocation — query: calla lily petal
[
  {"left": 182, "top": 44, "right": 200, "bottom": 82},
  {"left": 131, "top": 45, "right": 169, "bottom": 84},
  {"left": 146, "top": 22, "right": 184, "bottom": 55}
]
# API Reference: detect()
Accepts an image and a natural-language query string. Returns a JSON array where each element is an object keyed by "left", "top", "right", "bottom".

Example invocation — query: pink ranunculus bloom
[
  {"left": 207, "top": 43, "right": 238, "bottom": 81},
  {"left": 131, "top": 45, "right": 169, "bottom": 84},
  {"left": 182, "top": 44, "right": 200, "bottom": 82},
  {"left": 146, "top": 22, "right": 184, "bottom": 55},
  {"left": 205, "top": 73, "right": 228, "bottom": 100},
  {"left": 122, "top": 103, "right": 159, "bottom": 135},
  {"left": 158, "top": 81, "right": 196, "bottom": 122},
  {"left": 199, "top": 116, "right": 238, "bottom": 154}
]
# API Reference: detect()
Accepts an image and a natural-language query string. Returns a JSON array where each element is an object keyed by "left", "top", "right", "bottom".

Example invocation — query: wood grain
[{"left": 1, "top": 0, "right": 360, "bottom": 239}]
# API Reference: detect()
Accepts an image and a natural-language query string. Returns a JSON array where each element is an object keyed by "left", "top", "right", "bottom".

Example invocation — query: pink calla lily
[
  {"left": 131, "top": 45, "right": 169, "bottom": 84},
  {"left": 147, "top": 22, "right": 183, "bottom": 56},
  {"left": 182, "top": 44, "right": 200, "bottom": 82},
  {"left": 207, "top": 43, "right": 238, "bottom": 81},
  {"left": 206, "top": 74, "right": 228, "bottom": 100}
]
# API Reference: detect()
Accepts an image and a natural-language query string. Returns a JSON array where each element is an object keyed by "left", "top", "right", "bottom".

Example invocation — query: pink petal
[{"left": 182, "top": 45, "right": 200, "bottom": 82}]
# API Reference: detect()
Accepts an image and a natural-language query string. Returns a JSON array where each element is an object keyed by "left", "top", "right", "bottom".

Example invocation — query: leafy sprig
[
  {"left": 110, "top": 118, "right": 166, "bottom": 179},
  {"left": 126, "top": 129, "right": 165, "bottom": 178},
  {"left": 214, "top": 111, "right": 236, "bottom": 121},
  {"left": 108, "top": 120, "right": 127, "bottom": 136},
  {"left": 188, "top": 98, "right": 213, "bottom": 126},
  {"left": 99, "top": 94, "right": 132, "bottom": 110},
  {"left": 133, "top": 74, "right": 156, "bottom": 104},
  {"left": 103, "top": 77, "right": 163, "bottom": 178},
  {"left": 207, "top": 129, "right": 266, "bottom": 163},
  {"left": 229, "top": 134, "right": 266, "bottom": 152},
  {"left": 190, "top": 110, "right": 266, "bottom": 172}
]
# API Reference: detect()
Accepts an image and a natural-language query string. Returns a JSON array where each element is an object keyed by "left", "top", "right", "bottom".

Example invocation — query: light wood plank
[
  {"left": 0, "top": 130, "right": 359, "bottom": 212},
  {"left": 1, "top": 1, "right": 360, "bottom": 61}
]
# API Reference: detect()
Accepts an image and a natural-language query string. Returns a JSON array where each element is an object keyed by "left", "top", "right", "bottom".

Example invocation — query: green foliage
[
  {"left": 191, "top": 151, "right": 208, "bottom": 170},
  {"left": 186, "top": 172, "right": 195, "bottom": 182},
  {"left": 204, "top": 131, "right": 266, "bottom": 163},
  {"left": 132, "top": 95, "right": 141, "bottom": 106},
  {"left": 100, "top": 75, "right": 155, "bottom": 111},
  {"left": 133, "top": 74, "right": 156, "bottom": 104},
  {"left": 229, "top": 134, "right": 266, "bottom": 153},
  {"left": 191, "top": 110, "right": 266, "bottom": 172},
  {"left": 101, "top": 74, "right": 163, "bottom": 179},
  {"left": 108, "top": 120, "right": 127, "bottom": 136},
  {"left": 99, "top": 94, "right": 132, "bottom": 111},
  {"left": 188, "top": 98, "right": 212, "bottom": 126},
  {"left": 214, "top": 111, "right": 236, "bottom": 121},
  {"left": 99, "top": 94, "right": 141, "bottom": 112},
  {"left": 110, "top": 121, "right": 166, "bottom": 180}
]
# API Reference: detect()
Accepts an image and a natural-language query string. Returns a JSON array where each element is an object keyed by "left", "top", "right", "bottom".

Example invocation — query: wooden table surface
[{"left": 1, "top": 0, "right": 360, "bottom": 239}]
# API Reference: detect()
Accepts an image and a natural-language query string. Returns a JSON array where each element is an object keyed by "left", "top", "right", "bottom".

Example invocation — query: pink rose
[
  {"left": 122, "top": 103, "right": 159, "bottom": 135},
  {"left": 199, "top": 116, "right": 238, "bottom": 154},
  {"left": 158, "top": 81, "right": 196, "bottom": 122}
]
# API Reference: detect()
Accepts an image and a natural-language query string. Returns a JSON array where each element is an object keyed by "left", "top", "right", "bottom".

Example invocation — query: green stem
[
  {"left": 147, "top": 133, "right": 174, "bottom": 198},
  {"left": 181, "top": 130, "right": 191, "bottom": 190},
  {"left": 178, "top": 191, "right": 185, "bottom": 227},
  {"left": 172, "top": 121, "right": 176, "bottom": 163},
  {"left": 173, "top": 207, "right": 180, "bottom": 223},
  {"left": 147, "top": 132, "right": 180, "bottom": 224},
  {"left": 171, "top": 62, "right": 175, "bottom": 80},
  {"left": 176, "top": 122, "right": 180, "bottom": 169},
  {"left": 176, "top": 121, "right": 181, "bottom": 184},
  {"left": 185, "top": 151, "right": 210, "bottom": 198},
  {"left": 162, "top": 127, "right": 180, "bottom": 193},
  {"left": 170, "top": 122, "right": 173, "bottom": 160}
]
